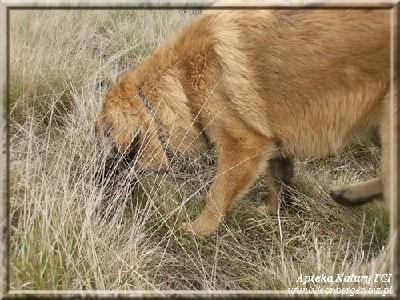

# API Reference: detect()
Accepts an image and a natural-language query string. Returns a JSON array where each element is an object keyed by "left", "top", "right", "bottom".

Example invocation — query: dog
[{"left": 96, "top": 9, "right": 390, "bottom": 236}]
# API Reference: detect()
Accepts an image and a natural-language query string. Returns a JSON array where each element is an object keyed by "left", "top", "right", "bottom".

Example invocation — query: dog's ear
[
  {"left": 101, "top": 100, "right": 169, "bottom": 171},
  {"left": 98, "top": 78, "right": 170, "bottom": 172},
  {"left": 135, "top": 112, "right": 169, "bottom": 172},
  {"left": 99, "top": 94, "right": 139, "bottom": 153}
]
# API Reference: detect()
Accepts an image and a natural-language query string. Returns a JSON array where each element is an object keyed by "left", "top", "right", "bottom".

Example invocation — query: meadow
[{"left": 9, "top": 9, "right": 391, "bottom": 291}]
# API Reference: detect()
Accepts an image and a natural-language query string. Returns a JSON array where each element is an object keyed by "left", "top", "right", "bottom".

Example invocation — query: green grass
[{"left": 9, "top": 9, "right": 390, "bottom": 292}]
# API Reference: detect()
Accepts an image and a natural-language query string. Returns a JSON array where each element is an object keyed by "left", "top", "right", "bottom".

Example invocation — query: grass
[{"left": 9, "top": 9, "right": 391, "bottom": 293}]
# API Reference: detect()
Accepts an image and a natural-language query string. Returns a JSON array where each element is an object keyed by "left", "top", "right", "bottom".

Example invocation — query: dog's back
[{"left": 203, "top": 9, "right": 390, "bottom": 158}]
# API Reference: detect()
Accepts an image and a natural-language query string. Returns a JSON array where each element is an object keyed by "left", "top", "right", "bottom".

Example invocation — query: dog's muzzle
[
  {"left": 95, "top": 134, "right": 169, "bottom": 189},
  {"left": 96, "top": 134, "right": 142, "bottom": 187}
]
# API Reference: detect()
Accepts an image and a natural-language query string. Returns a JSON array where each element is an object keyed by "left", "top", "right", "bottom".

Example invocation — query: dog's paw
[{"left": 181, "top": 216, "right": 219, "bottom": 236}]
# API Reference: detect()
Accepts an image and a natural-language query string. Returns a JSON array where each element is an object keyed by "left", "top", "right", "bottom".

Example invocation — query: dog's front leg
[{"left": 182, "top": 135, "right": 276, "bottom": 236}]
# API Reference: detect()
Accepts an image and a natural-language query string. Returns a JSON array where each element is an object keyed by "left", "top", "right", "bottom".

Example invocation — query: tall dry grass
[{"left": 9, "top": 9, "right": 391, "bottom": 292}]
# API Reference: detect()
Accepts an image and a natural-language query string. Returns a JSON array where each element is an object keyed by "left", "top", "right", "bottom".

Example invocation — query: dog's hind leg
[
  {"left": 330, "top": 178, "right": 383, "bottom": 206},
  {"left": 260, "top": 157, "right": 294, "bottom": 214},
  {"left": 368, "top": 126, "right": 381, "bottom": 148},
  {"left": 182, "top": 133, "right": 277, "bottom": 236},
  {"left": 330, "top": 107, "right": 388, "bottom": 207}
]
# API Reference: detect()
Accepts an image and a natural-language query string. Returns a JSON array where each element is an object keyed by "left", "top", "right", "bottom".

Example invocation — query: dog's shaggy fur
[{"left": 97, "top": 9, "right": 390, "bottom": 236}]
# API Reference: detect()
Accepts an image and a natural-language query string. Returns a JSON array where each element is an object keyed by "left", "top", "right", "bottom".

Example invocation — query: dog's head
[{"left": 95, "top": 80, "right": 169, "bottom": 182}]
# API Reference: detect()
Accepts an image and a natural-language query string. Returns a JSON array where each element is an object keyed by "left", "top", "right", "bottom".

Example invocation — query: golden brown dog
[{"left": 96, "top": 9, "right": 390, "bottom": 236}]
